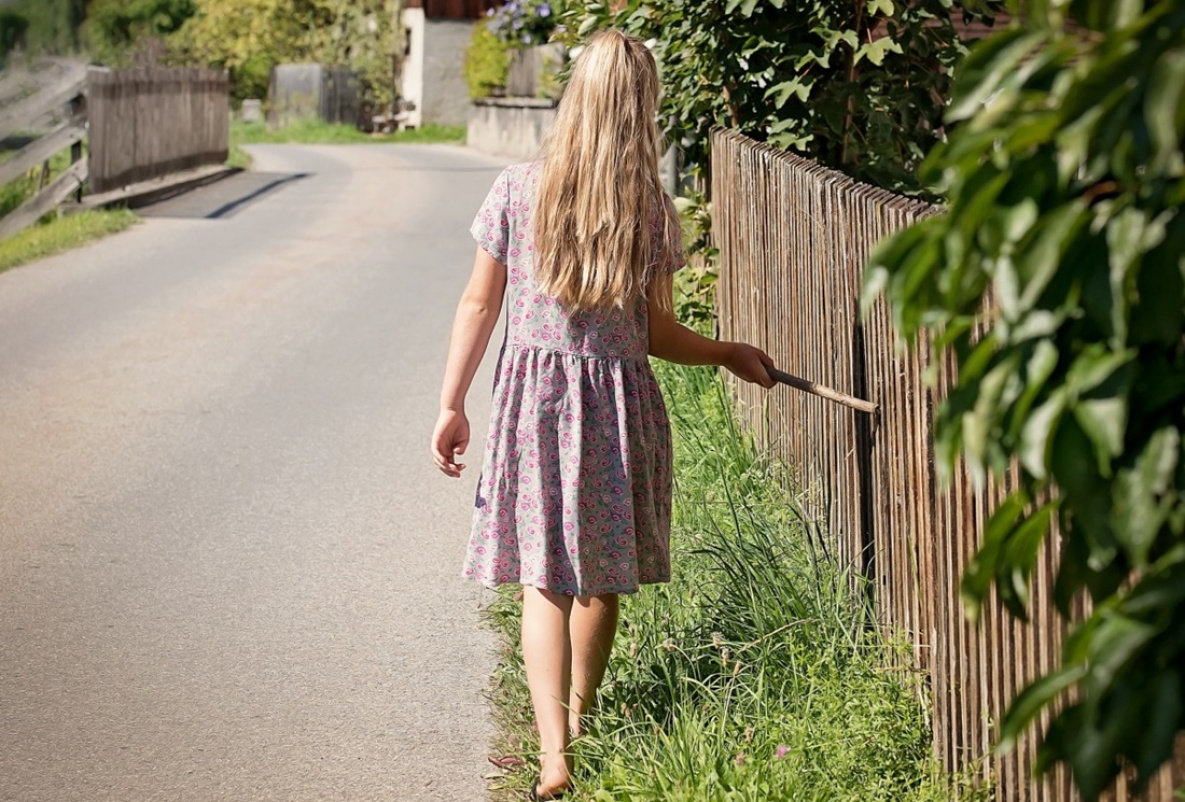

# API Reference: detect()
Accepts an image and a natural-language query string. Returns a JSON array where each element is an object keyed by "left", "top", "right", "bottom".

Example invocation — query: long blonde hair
[{"left": 532, "top": 30, "right": 677, "bottom": 314}]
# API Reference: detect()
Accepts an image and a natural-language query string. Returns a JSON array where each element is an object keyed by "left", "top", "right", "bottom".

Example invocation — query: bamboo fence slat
[{"left": 709, "top": 128, "right": 1185, "bottom": 802}]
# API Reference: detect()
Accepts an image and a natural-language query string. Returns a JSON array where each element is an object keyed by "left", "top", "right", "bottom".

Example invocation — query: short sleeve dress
[{"left": 462, "top": 161, "right": 685, "bottom": 597}]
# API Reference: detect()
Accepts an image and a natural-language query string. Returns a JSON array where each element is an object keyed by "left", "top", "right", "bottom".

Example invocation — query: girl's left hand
[{"left": 432, "top": 409, "right": 471, "bottom": 478}]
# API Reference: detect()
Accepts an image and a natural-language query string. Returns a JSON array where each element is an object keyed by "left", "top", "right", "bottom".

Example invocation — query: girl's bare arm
[
  {"left": 432, "top": 247, "right": 507, "bottom": 477},
  {"left": 647, "top": 273, "right": 775, "bottom": 387}
]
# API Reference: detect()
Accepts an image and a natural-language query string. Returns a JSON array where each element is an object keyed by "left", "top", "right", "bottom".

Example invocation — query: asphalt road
[{"left": 0, "top": 144, "right": 509, "bottom": 801}]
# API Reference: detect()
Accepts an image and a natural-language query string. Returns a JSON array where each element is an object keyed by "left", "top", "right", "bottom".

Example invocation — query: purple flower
[
  {"left": 776, "top": 745, "right": 791, "bottom": 759},
  {"left": 538, "top": 3, "right": 552, "bottom": 17}
]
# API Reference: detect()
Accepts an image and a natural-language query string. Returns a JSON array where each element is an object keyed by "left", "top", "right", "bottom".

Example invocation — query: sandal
[{"left": 488, "top": 755, "right": 526, "bottom": 769}]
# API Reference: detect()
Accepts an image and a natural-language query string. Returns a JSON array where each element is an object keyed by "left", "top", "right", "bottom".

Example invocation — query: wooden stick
[{"left": 768, "top": 367, "right": 879, "bottom": 415}]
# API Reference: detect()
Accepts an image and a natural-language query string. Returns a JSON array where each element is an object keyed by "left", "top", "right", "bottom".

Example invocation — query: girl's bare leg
[
  {"left": 521, "top": 587, "right": 574, "bottom": 797},
  {"left": 568, "top": 593, "right": 619, "bottom": 737}
]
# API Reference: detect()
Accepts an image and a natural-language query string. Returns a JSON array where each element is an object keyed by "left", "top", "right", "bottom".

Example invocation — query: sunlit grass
[
  {"left": 0, "top": 209, "right": 138, "bottom": 274},
  {"left": 231, "top": 119, "right": 466, "bottom": 146}
]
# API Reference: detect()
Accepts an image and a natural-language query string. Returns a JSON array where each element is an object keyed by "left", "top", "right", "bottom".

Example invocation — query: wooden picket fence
[
  {"left": 710, "top": 128, "right": 1185, "bottom": 801},
  {"left": 88, "top": 67, "right": 229, "bottom": 195}
]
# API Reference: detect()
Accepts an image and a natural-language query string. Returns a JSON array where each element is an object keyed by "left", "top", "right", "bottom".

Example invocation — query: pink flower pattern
[{"left": 462, "top": 162, "right": 685, "bottom": 596}]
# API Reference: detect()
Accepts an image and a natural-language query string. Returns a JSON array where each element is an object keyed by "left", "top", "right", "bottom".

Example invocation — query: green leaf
[
  {"left": 1113, "top": 427, "right": 1181, "bottom": 569},
  {"left": 1015, "top": 202, "right": 1088, "bottom": 311},
  {"left": 964, "top": 348, "right": 1022, "bottom": 478},
  {"left": 999, "top": 663, "right": 1088, "bottom": 754},
  {"left": 1107, "top": 206, "right": 1165, "bottom": 347},
  {"left": 1020, "top": 387, "right": 1066, "bottom": 479},
  {"left": 946, "top": 29, "right": 1045, "bottom": 123},
  {"left": 1130, "top": 214, "right": 1185, "bottom": 346},
  {"left": 1073, "top": 395, "right": 1127, "bottom": 473},
  {"left": 1052, "top": 420, "right": 1118, "bottom": 571},
  {"left": 1134, "top": 671, "right": 1182, "bottom": 786},
  {"left": 868, "top": 0, "right": 895, "bottom": 16},
  {"left": 855, "top": 36, "right": 903, "bottom": 67},
  {"left": 1005, "top": 339, "right": 1060, "bottom": 446},
  {"left": 1000, "top": 502, "right": 1058, "bottom": 620},
  {"left": 1144, "top": 47, "right": 1185, "bottom": 174},
  {"left": 1065, "top": 345, "right": 1135, "bottom": 397},
  {"left": 1082, "top": 610, "right": 1158, "bottom": 694},
  {"left": 962, "top": 490, "right": 1028, "bottom": 622},
  {"left": 765, "top": 78, "right": 811, "bottom": 108}
]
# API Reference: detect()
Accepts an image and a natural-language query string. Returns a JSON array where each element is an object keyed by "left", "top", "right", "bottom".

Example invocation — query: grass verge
[
  {"left": 0, "top": 209, "right": 138, "bottom": 275},
  {"left": 231, "top": 119, "right": 466, "bottom": 146},
  {"left": 482, "top": 359, "right": 988, "bottom": 801}
]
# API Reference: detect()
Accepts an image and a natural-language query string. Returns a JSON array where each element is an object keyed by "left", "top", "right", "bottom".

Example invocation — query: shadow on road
[{"left": 136, "top": 172, "right": 310, "bottom": 220}]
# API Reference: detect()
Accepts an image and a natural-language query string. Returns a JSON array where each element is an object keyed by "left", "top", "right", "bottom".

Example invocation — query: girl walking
[{"left": 431, "top": 30, "right": 775, "bottom": 800}]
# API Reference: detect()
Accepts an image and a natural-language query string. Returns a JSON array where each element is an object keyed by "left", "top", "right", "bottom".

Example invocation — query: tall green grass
[{"left": 484, "top": 360, "right": 988, "bottom": 801}]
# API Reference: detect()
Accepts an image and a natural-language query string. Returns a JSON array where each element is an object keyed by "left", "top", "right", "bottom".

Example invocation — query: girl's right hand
[
  {"left": 725, "top": 343, "right": 777, "bottom": 388},
  {"left": 431, "top": 408, "right": 471, "bottom": 478}
]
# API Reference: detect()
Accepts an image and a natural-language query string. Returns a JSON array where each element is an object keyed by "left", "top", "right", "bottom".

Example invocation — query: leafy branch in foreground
[{"left": 863, "top": 1, "right": 1185, "bottom": 797}]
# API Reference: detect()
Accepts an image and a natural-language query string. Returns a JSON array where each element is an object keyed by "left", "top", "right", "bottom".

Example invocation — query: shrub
[{"left": 465, "top": 19, "right": 510, "bottom": 99}]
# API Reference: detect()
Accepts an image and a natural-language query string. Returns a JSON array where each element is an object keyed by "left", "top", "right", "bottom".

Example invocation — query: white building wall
[{"left": 400, "top": 7, "right": 426, "bottom": 129}]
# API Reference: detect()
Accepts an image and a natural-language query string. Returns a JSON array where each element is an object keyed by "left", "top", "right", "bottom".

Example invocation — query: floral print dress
[{"left": 461, "top": 162, "right": 684, "bottom": 596}]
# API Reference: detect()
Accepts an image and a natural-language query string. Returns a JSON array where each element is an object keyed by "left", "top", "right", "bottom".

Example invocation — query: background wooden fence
[
  {"left": 88, "top": 67, "right": 229, "bottom": 195},
  {"left": 269, "top": 64, "right": 361, "bottom": 129},
  {"left": 710, "top": 128, "right": 1185, "bottom": 801}
]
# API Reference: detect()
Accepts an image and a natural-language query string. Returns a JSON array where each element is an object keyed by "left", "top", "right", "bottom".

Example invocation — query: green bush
[{"left": 465, "top": 20, "right": 510, "bottom": 100}]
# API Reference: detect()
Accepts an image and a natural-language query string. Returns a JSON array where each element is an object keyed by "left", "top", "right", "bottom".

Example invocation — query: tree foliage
[
  {"left": 81, "top": 0, "right": 196, "bottom": 66},
  {"left": 0, "top": 0, "right": 84, "bottom": 56},
  {"left": 169, "top": 0, "right": 401, "bottom": 108},
  {"left": 863, "top": 0, "right": 1185, "bottom": 797},
  {"left": 0, "top": 11, "right": 30, "bottom": 64},
  {"left": 564, "top": 0, "right": 1004, "bottom": 194}
]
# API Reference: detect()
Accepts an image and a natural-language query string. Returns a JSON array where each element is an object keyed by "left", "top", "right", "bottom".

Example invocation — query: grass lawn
[
  {"left": 0, "top": 209, "right": 138, "bottom": 275},
  {"left": 231, "top": 119, "right": 466, "bottom": 147},
  {"left": 481, "top": 357, "right": 989, "bottom": 801}
]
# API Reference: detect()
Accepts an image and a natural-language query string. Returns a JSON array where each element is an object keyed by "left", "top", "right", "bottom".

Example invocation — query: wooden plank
[
  {"left": 0, "top": 119, "right": 86, "bottom": 188},
  {"left": 0, "top": 160, "right": 88, "bottom": 239},
  {"left": 0, "top": 71, "right": 87, "bottom": 142}
]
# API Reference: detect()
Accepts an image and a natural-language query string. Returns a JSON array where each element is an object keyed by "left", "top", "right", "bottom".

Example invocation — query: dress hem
[{"left": 463, "top": 573, "right": 671, "bottom": 597}]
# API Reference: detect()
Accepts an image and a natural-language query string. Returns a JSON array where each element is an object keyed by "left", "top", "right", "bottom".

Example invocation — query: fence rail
[
  {"left": 88, "top": 67, "right": 229, "bottom": 195},
  {"left": 0, "top": 62, "right": 88, "bottom": 240},
  {"left": 710, "top": 128, "right": 1185, "bottom": 801}
]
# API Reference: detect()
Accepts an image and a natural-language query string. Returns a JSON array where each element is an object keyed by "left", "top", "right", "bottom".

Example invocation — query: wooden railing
[
  {"left": 0, "top": 61, "right": 88, "bottom": 239},
  {"left": 710, "top": 127, "right": 1185, "bottom": 801},
  {"left": 0, "top": 63, "right": 230, "bottom": 240}
]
